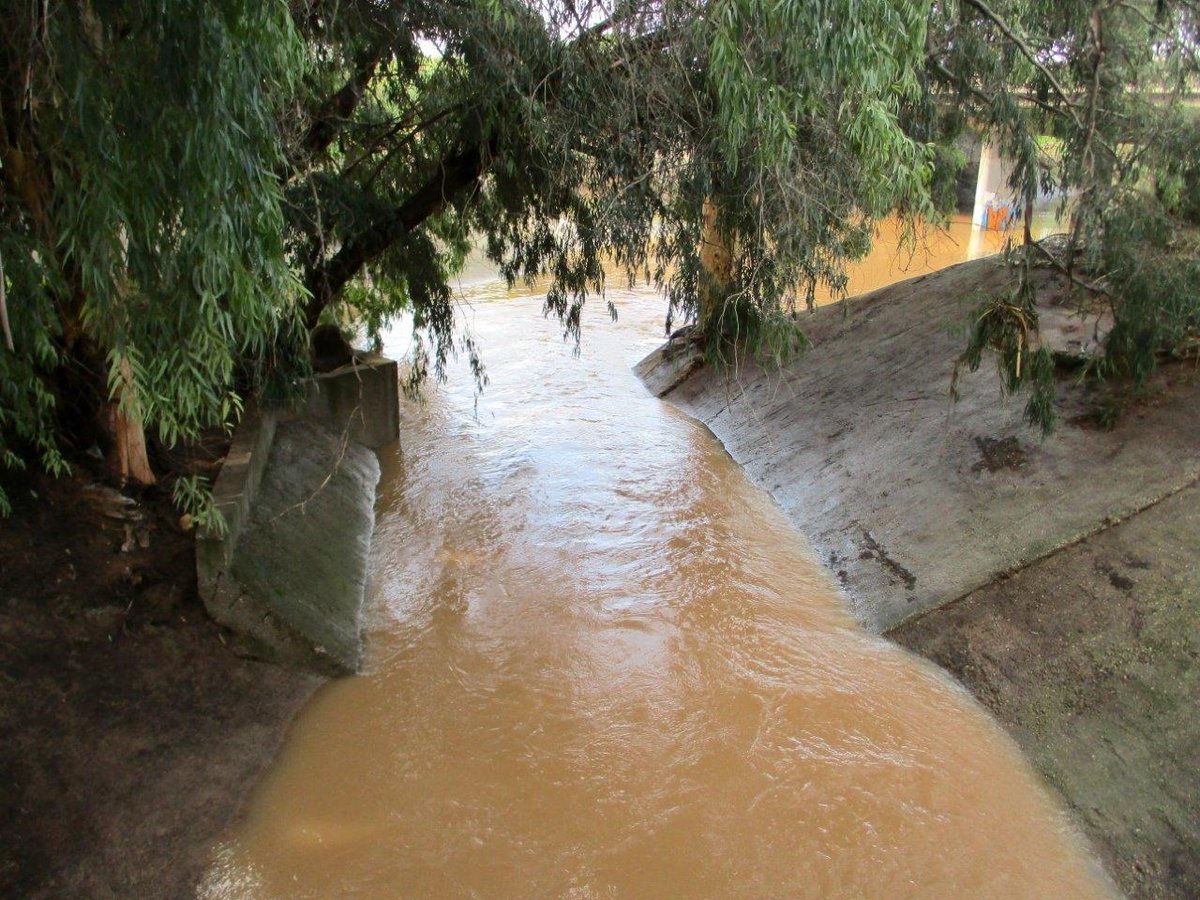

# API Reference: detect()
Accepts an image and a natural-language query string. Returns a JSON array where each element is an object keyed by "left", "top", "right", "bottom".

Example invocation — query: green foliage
[
  {"left": 287, "top": 0, "right": 1199, "bottom": 432},
  {"left": 1, "top": 1, "right": 304, "bottom": 500},
  {"left": 923, "top": 0, "right": 1200, "bottom": 428},
  {"left": 0, "top": 232, "right": 69, "bottom": 513},
  {"left": 954, "top": 280, "right": 1058, "bottom": 436},
  {"left": 1087, "top": 194, "right": 1200, "bottom": 383},
  {"left": 288, "top": 0, "right": 937, "bottom": 379},
  {"left": 172, "top": 474, "right": 227, "bottom": 538},
  {"left": 699, "top": 292, "right": 811, "bottom": 374},
  {"left": 6, "top": 0, "right": 1200, "bottom": 518}
]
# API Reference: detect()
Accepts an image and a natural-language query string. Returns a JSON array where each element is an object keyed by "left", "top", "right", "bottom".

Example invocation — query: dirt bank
[
  {"left": 0, "top": 473, "right": 322, "bottom": 898},
  {"left": 638, "top": 254, "right": 1200, "bottom": 897}
]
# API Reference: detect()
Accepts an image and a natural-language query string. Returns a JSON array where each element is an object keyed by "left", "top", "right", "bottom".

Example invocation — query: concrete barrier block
[
  {"left": 196, "top": 355, "right": 397, "bottom": 674},
  {"left": 302, "top": 354, "right": 400, "bottom": 450}
]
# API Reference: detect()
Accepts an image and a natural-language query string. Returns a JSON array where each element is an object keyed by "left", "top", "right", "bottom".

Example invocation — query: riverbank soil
[
  {"left": 0, "top": 471, "right": 321, "bottom": 898},
  {"left": 890, "top": 481, "right": 1200, "bottom": 899}
]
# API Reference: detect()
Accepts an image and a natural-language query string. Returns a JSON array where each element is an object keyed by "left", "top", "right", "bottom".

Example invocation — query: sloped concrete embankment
[
  {"left": 891, "top": 481, "right": 1200, "bottom": 898},
  {"left": 637, "top": 254, "right": 1200, "bottom": 899},
  {"left": 196, "top": 356, "right": 399, "bottom": 674},
  {"left": 639, "top": 256, "right": 1200, "bottom": 632}
]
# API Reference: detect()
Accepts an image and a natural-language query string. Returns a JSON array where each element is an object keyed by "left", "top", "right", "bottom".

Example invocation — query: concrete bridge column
[{"left": 972, "top": 139, "right": 1020, "bottom": 229}]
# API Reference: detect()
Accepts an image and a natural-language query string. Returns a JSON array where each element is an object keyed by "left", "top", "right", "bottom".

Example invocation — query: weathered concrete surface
[
  {"left": 639, "top": 332, "right": 707, "bottom": 398},
  {"left": 891, "top": 481, "right": 1200, "bottom": 900},
  {"left": 229, "top": 422, "right": 380, "bottom": 673},
  {"left": 639, "top": 255, "right": 1200, "bottom": 632},
  {"left": 198, "top": 356, "right": 399, "bottom": 673},
  {"left": 196, "top": 403, "right": 276, "bottom": 615},
  {"left": 195, "top": 405, "right": 342, "bottom": 672},
  {"left": 302, "top": 353, "right": 401, "bottom": 451}
]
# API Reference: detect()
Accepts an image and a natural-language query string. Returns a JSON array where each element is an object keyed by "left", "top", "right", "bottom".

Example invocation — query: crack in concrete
[{"left": 861, "top": 528, "right": 918, "bottom": 591}]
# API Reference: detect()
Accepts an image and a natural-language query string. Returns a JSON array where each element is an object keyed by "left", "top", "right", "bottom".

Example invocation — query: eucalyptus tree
[
  {"left": 4, "top": 0, "right": 938, "bottom": 512},
  {"left": 923, "top": 0, "right": 1200, "bottom": 430},
  {"left": 4, "top": 0, "right": 1197, "bottom": 515},
  {"left": 286, "top": 0, "right": 1200, "bottom": 427},
  {"left": 283, "top": 0, "right": 938, "bottom": 388},
  {"left": 0, "top": 1, "right": 303, "bottom": 511}
]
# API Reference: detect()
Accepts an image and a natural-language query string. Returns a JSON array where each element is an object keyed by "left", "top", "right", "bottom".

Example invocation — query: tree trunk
[
  {"left": 698, "top": 197, "right": 733, "bottom": 328},
  {"left": 109, "top": 356, "right": 156, "bottom": 486}
]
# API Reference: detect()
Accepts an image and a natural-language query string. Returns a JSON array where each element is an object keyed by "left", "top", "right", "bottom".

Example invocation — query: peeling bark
[
  {"left": 698, "top": 197, "right": 733, "bottom": 328},
  {"left": 110, "top": 356, "right": 156, "bottom": 486}
]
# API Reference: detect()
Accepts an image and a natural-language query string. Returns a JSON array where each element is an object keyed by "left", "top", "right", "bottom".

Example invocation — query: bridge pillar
[{"left": 972, "top": 139, "right": 1020, "bottom": 229}]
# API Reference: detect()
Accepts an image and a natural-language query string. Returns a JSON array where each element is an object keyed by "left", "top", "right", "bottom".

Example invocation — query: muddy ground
[{"left": 0, "top": 473, "right": 321, "bottom": 898}]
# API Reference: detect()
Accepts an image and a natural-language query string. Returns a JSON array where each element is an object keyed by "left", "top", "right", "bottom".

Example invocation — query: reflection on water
[
  {"left": 450, "top": 213, "right": 1056, "bottom": 305},
  {"left": 837, "top": 214, "right": 1055, "bottom": 301},
  {"left": 202, "top": 219, "right": 1111, "bottom": 898}
]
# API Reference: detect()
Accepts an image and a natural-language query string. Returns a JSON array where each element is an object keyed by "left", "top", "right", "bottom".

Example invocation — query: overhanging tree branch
[
  {"left": 303, "top": 137, "right": 493, "bottom": 328},
  {"left": 961, "top": 0, "right": 1086, "bottom": 129},
  {"left": 286, "top": 46, "right": 385, "bottom": 175}
]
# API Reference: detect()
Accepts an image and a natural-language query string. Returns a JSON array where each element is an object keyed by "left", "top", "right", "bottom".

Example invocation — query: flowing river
[{"left": 202, "top": 216, "right": 1113, "bottom": 898}]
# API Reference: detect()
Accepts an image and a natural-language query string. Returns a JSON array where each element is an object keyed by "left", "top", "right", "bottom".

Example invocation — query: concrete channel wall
[
  {"left": 638, "top": 257, "right": 1200, "bottom": 633},
  {"left": 196, "top": 356, "right": 399, "bottom": 674}
]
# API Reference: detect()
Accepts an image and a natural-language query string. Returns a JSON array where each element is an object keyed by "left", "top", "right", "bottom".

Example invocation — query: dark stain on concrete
[
  {"left": 862, "top": 529, "right": 917, "bottom": 590},
  {"left": 972, "top": 435, "right": 1028, "bottom": 473}
]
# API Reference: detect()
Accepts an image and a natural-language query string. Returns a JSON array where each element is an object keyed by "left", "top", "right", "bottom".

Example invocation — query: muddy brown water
[{"left": 202, "top": 217, "right": 1113, "bottom": 898}]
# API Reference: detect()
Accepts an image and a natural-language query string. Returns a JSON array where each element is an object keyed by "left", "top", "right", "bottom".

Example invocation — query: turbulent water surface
[{"left": 202, "top": 217, "right": 1111, "bottom": 898}]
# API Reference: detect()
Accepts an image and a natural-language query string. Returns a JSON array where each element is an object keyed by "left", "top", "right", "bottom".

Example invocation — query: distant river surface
[{"left": 202, "top": 216, "right": 1111, "bottom": 898}]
